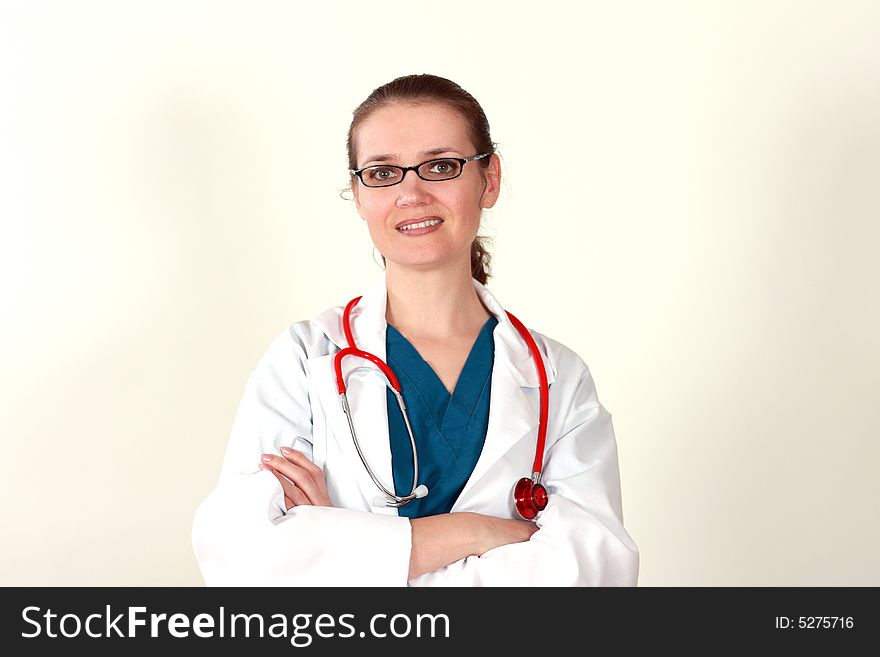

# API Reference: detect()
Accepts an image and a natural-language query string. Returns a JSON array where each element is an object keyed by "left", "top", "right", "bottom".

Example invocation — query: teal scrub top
[{"left": 385, "top": 316, "right": 499, "bottom": 519}]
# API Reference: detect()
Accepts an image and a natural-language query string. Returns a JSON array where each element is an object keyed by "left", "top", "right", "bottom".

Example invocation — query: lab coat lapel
[
  {"left": 309, "top": 277, "right": 398, "bottom": 515},
  {"left": 453, "top": 338, "right": 537, "bottom": 506},
  {"left": 452, "top": 280, "right": 558, "bottom": 508}
]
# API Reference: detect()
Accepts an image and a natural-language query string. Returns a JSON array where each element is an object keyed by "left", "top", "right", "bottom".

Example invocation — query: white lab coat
[{"left": 191, "top": 277, "right": 639, "bottom": 586}]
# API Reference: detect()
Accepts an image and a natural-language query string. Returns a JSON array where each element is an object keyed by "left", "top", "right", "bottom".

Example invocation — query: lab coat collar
[
  {"left": 312, "top": 276, "right": 557, "bottom": 388},
  {"left": 472, "top": 278, "right": 558, "bottom": 389}
]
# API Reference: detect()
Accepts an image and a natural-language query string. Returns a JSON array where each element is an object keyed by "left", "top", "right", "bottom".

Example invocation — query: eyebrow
[{"left": 361, "top": 147, "right": 461, "bottom": 167}]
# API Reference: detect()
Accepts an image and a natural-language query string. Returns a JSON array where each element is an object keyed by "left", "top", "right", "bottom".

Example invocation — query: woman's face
[{"left": 352, "top": 102, "right": 500, "bottom": 274}]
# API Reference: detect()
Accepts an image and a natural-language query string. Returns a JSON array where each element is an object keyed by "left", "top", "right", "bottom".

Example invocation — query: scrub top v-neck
[{"left": 385, "top": 315, "right": 499, "bottom": 519}]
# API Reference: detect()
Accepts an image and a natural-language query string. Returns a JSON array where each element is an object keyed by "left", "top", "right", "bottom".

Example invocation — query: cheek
[
  {"left": 364, "top": 219, "right": 386, "bottom": 244},
  {"left": 358, "top": 201, "right": 387, "bottom": 231},
  {"left": 454, "top": 178, "right": 487, "bottom": 212},
  {"left": 362, "top": 210, "right": 393, "bottom": 245}
]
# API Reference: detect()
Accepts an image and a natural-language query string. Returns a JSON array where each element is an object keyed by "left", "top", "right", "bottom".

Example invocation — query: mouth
[{"left": 395, "top": 216, "right": 444, "bottom": 232}]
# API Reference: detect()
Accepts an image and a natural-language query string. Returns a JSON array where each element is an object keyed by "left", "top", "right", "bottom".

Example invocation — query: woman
[{"left": 192, "top": 74, "right": 639, "bottom": 586}]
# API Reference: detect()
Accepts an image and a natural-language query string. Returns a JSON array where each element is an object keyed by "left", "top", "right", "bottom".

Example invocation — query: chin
[
  {"left": 389, "top": 252, "right": 471, "bottom": 274},
  {"left": 390, "top": 258, "right": 448, "bottom": 271},
  {"left": 382, "top": 240, "right": 473, "bottom": 270}
]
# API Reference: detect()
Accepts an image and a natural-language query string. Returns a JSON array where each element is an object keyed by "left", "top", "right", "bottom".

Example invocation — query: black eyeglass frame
[{"left": 349, "top": 152, "right": 491, "bottom": 188}]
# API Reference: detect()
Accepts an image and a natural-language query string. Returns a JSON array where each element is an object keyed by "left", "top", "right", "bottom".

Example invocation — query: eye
[
  {"left": 366, "top": 166, "right": 400, "bottom": 182},
  {"left": 429, "top": 159, "right": 456, "bottom": 174}
]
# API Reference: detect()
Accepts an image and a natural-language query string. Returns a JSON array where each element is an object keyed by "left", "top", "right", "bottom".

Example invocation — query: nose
[{"left": 395, "top": 169, "right": 433, "bottom": 207}]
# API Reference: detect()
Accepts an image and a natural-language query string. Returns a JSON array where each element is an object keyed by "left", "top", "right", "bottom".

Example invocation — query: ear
[{"left": 479, "top": 154, "right": 502, "bottom": 209}]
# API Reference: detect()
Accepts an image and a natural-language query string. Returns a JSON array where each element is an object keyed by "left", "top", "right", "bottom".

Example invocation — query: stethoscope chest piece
[{"left": 514, "top": 476, "right": 548, "bottom": 520}]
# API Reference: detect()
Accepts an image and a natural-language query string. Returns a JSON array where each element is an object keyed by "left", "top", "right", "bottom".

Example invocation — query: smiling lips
[{"left": 396, "top": 217, "right": 444, "bottom": 233}]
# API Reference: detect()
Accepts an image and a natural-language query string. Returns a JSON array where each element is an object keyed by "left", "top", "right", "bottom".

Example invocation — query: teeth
[{"left": 399, "top": 219, "right": 442, "bottom": 231}]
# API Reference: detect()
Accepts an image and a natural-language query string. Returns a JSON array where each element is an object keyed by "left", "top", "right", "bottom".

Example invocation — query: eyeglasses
[{"left": 350, "top": 153, "right": 491, "bottom": 188}]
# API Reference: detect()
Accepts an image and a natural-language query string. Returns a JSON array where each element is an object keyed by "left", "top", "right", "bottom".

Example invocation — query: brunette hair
[{"left": 346, "top": 74, "right": 497, "bottom": 284}]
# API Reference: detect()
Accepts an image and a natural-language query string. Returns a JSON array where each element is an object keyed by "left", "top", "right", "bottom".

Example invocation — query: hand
[
  {"left": 477, "top": 515, "right": 540, "bottom": 555},
  {"left": 260, "top": 448, "right": 333, "bottom": 510},
  {"left": 407, "top": 512, "right": 540, "bottom": 580}
]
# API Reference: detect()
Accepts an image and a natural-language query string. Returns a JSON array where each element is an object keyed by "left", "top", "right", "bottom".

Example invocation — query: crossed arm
[{"left": 260, "top": 448, "right": 537, "bottom": 580}]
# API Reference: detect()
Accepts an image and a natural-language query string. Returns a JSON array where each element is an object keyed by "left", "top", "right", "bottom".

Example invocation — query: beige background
[{"left": 1, "top": 0, "right": 877, "bottom": 586}]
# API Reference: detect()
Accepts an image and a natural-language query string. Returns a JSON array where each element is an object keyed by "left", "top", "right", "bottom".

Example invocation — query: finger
[
  {"left": 262, "top": 451, "right": 333, "bottom": 507},
  {"left": 284, "top": 495, "right": 312, "bottom": 511},
  {"left": 286, "top": 483, "right": 310, "bottom": 507},
  {"left": 281, "top": 449, "right": 331, "bottom": 500},
  {"left": 280, "top": 448, "right": 325, "bottom": 482},
  {"left": 517, "top": 519, "right": 540, "bottom": 539},
  {"left": 262, "top": 454, "right": 321, "bottom": 504},
  {"left": 266, "top": 465, "right": 311, "bottom": 507},
  {"left": 284, "top": 486, "right": 309, "bottom": 510}
]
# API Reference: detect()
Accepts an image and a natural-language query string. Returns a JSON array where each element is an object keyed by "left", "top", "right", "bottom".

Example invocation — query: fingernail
[
  {"left": 280, "top": 447, "right": 292, "bottom": 455},
  {"left": 261, "top": 454, "right": 272, "bottom": 463}
]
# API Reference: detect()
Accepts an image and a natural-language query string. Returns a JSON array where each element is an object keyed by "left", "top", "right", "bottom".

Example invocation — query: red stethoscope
[{"left": 333, "top": 296, "right": 550, "bottom": 520}]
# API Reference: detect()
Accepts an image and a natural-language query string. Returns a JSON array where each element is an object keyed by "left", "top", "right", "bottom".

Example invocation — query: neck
[{"left": 384, "top": 257, "right": 491, "bottom": 340}]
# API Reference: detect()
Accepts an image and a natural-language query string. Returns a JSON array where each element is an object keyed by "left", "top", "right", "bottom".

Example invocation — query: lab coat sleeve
[
  {"left": 408, "top": 365, "right": 640, "bottom": 587},
  {"left": 191, "top": 326, "right": 412, "bottom": 586}
]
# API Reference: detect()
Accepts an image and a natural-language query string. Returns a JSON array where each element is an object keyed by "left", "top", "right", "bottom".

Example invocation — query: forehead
[{"left": 355, "top": 103, "right": 472, "bottom": 163}]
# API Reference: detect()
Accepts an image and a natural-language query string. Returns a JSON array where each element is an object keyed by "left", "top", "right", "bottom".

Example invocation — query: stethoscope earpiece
[{"left": 372, "top": 484, "right": 429, "bottom": 508}]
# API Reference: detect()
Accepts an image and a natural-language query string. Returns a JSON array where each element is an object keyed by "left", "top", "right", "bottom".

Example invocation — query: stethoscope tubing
[
  {"left": 504, "top": 310, "right": 549, "bottom": 478},
  {"left": 334, "top": 295, "right": 549, "bottom": 516},
  {"left": 338, "top": 385, "right": 420, "bottom": 506}
]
